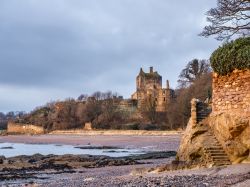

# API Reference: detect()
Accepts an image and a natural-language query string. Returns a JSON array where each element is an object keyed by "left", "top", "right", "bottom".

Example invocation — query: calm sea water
[{"left": 0, "top": 142, "right": 144, "bottom": 158}]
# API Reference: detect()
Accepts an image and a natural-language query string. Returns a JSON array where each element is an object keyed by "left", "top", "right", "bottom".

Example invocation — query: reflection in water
[{"left": 0, "top": 142, "right": 143, "bottom": 158}]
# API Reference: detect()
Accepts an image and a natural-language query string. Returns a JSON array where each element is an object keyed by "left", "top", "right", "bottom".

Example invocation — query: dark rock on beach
[
  {"left": 74, "top": 145, "right": 121, "bottom": 149},
  {"left": 0, "top": 151, "right": 176, "bottom": 181}
]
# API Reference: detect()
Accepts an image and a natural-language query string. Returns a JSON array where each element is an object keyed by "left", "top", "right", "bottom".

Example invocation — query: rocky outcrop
[
  {"left": 177, "top": 99, "right": 232, "bottom": 167},
  {"left": 177, "top": 117, "right": 231, "bottom": 167},
  {"left": 177, "top": 100, "right": 250, "bottom": 166},
  {"left": 209, "top": 114, "right": 250, "bottom": 163},
  {"left": 177, "top": 69, "right": 250, "bottom": 166}
]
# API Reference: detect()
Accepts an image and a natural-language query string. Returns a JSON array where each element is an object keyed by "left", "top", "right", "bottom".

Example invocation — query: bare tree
[
  {"left": 92, "top": 91, "right": 102, "bottom": 101},
  {"left": 143, "top": 95, "right": 157, "bottom": 124},
  {"left": 200, "top": 0, "right": 250, "bottom": 40},
  {"left": 178, "top": 59, "right": 211, "bottom": 88},
  {"left": 77, "top": 94, "right": 88, "bottom": 101}
]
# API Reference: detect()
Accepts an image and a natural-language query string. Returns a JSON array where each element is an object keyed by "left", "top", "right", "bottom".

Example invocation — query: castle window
[
  {"left": 164, "top": 97, "right": 166, "bottom": 101},
  {"left": 155, "top": 98, "right": 157, "bottom": 102}
]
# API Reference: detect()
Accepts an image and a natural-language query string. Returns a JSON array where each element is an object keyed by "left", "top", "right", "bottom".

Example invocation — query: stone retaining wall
[
  {"left": 212, "top": 69, "right": 250, "bottom": 118},
  {"left": 211, "top": 69, "right": 250, "bottom": 163},
  {"left": 190, "top": 99, "right": 211, "bottom": 126},
  {"left": 7, "top": 122, "right": 45, "bottom": 134}
]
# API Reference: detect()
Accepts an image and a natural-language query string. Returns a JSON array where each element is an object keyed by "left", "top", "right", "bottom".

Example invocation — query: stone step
[
  {"left": 206, "top": 152, "right": 227, "bottom": 155},
  {"left": 205, "top": 146, "right": 223, "bottom": 149},
  {"left": 205, "top": 150, "right": 226, "bottom": 153},
  {"left": 205, "top": 148, "right": 224, "bottom": 151},
  {"left": 197, "top": 114, "right": 210, "bottom": 116},
  {"left": 205, "top": 150, "right": 226, "bottom": 154},
  {"left": 199, "top": 124, "right": 232, "bottom": 166},
  {"left": 211, "top": 156, "right": 230, "bottom": 160},
  {"left": 209, "top": 142, "right": 220, "bottom": 145},
  {"left": 206, "top": 141, "right": 219, "bottom": 144},
  {"left": 210, "top": 153, "right": 228, "bottom": 156},
  {"left": 197, "top": 115, "right": 208, "bottom": 119},
  {"left": 210, "top": 154, "right": 229, "bottom": 157},
  {"left": 208, "top": 139, "right": 220, "bottom": 142},
  {"left": 205, "top": 146, "right": 224, "bottom": 151},
  {"left": 212, "top": 160, "right": 231, "bottom": 163},
  {"left": 213, "top": 159, "right": 231, "bottom": 162},
  {"left": 209, "top": 143, "right": 221, "bottom": 146},
  {"left": 197, "top": 117, "right": 207, "bottom": 119},
  {"left": 213, "top": 162, "right": 231, "bottom": 166},
  {"left": 213, "top": 160, "right": 231, "bottom": 163}
]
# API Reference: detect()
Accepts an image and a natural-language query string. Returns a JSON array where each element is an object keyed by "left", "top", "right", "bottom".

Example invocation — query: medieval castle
[{"left": 131, "top": 67, "right": 174, "bottom": 112}]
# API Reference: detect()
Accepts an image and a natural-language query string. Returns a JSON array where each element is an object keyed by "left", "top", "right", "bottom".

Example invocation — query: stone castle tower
[{"left": 131, "top": 67, "right": 174, "bottom": 112}]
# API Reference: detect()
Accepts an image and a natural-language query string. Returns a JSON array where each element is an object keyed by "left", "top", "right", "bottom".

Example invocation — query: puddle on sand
[{"left": 0, "top": 142, "right": 144, "bottom": 158}]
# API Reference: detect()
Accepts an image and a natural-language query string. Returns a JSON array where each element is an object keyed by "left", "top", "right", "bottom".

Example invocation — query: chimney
[
  {"left": 139, "top": 67, "right": 144, "bottom": 75},
  {"left": 150, "top": 66, "right": 153, "bottom": 73},
  {"left": 166, "top": 80, "right": 170, "bottom": 89}
]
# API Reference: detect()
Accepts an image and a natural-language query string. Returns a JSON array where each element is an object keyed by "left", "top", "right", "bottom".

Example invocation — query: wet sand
[{"left": 0, "top": 134, "right": 181, "bottom": 151}]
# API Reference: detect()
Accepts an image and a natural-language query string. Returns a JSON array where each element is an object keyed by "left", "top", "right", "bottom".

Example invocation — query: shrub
[
  {"left": 123, "top": 123, "right": 140, "bottom": 130},
  {"left": 210, "top": 37, "right": 250, "bottom": 75},
  {"left": 140, "top": 124, "right": 158, "bottom": 130}
]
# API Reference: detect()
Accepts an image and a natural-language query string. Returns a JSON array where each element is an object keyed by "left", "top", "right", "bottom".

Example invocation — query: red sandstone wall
[
  {"left": 7, "top": 122, "right": 45, "bottom": 134},
  {"left": 212, "top": 69, "right": 250, "bottom": 118}
]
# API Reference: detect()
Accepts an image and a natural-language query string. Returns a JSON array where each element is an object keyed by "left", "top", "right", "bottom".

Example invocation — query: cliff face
[
  {"left": 177, "top": 69, "right": 250, "bottom": 165},
  {"left": 209, "top": 114, "right": 249, "bottom": 163},
  {"left": 177, "top": 119, "right": 208, "bottom": 164}
]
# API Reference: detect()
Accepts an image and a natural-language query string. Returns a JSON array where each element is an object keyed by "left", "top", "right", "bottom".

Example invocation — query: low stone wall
[
  {"left": 7, "top": 122, "right": 45, "bottom": 134},
  {"left": 190, "top": 99, "right": 211, "bottom": 125},
  {"left": 212, "top": 69, "right": 250, "bottom": 118}
]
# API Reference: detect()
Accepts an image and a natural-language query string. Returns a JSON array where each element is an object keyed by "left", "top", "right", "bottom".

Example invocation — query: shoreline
[
  {"left": 50, "top": 129, "right": 183, "bottom": 136},
  {"left": 0, "top": 134, "right": 181, "bottom": 151}
]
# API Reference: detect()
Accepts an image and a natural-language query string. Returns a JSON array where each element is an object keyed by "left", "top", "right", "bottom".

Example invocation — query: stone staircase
[
  {"left": 189, "top": 98, "right": 231, "bottom": 167},
  {"left": 196, "top": 101, "right": 212, "bottom": 123},
  {"left": 203, "top": 130, "right": 231, "bottom": 166}
]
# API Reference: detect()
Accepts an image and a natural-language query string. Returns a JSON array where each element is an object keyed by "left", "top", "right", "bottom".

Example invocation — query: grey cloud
[{"left": 0, "top": 0, "right": 219, "bottom": 112}]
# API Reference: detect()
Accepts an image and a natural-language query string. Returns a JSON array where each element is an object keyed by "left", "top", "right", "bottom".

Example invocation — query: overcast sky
[{"left": 0, "top": 0, "right": 220, "bottom": 113}]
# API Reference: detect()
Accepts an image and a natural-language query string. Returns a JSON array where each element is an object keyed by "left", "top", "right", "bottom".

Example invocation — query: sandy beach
[{"left": 0, "top": 134, "right": 250, "bottom": 186}]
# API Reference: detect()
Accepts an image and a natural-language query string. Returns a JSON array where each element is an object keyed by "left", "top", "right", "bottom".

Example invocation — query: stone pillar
[
  {"left": 191, "top": 98, "right": 198, "bottom": 126},
  {"left": 84, "top": 122, "right": 92, "bottom": 130}
]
